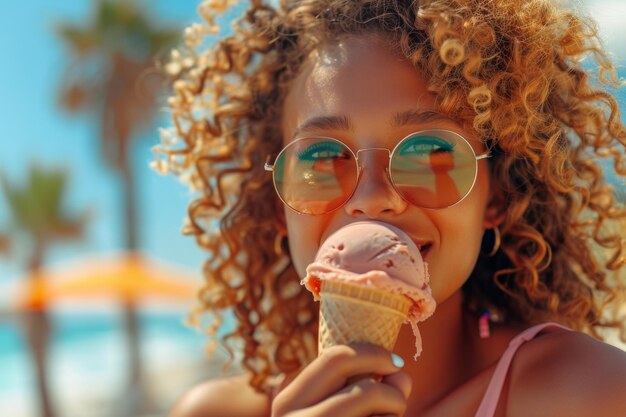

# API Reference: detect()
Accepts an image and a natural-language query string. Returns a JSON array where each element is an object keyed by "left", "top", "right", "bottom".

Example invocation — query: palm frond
[{"left": 0, "top": 165, "right": 86, "bottom": 241}]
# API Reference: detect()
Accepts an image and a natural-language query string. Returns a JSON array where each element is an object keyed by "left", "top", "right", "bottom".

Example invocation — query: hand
[{"left": 271, "top": 344, "right": 412, "bottom": 417}]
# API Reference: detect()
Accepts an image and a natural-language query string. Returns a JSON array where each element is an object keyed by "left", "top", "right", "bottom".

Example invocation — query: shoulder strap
[{"left": 473, "top": 322, "right": 571, "bottom": 417}]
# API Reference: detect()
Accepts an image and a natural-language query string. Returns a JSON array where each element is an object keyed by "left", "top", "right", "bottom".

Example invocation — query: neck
[{"left": 394, "top": 290, "right": 474, "bottom": 409}]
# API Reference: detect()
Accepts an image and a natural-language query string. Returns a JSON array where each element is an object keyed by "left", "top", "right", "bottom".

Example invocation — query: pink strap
[{"left": 473, "top": 322, "right": 571, "bottom": 417}]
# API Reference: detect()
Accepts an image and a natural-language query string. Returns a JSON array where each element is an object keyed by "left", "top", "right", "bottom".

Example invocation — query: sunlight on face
[{"left": 281, "top": 35, "right": 497, "bottom": 305}]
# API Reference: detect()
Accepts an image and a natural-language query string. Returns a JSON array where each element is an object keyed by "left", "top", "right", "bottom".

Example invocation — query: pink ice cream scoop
[{"left": 303, "top": 221, "right": 436, "bottom": 358}]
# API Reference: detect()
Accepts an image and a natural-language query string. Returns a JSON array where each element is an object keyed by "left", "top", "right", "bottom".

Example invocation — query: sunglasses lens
[
  {"left": 390, "top": 131, "right": 477, "bottom": 208},
  {"left": 273, "top": 138, "right": 357, "bottom": 214}
]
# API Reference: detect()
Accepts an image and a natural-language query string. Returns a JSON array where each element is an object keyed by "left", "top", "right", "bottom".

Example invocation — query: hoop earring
[
  {"left": 483, "top": 227, "right": 501, "bottom": 257},
  {"left": 274, "top": 233, "right": 288, "bottom": 257}
]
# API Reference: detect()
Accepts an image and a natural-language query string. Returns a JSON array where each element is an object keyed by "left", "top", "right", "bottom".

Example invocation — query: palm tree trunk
[
  {"left": 122, "top": 145, "right": 138, "bottom": 251},
  {"left": 24, "top": 239, "right": 55, "bottom": 417},
  {"left": 118, "top": 150, "right": 153, "bottom": 416}
]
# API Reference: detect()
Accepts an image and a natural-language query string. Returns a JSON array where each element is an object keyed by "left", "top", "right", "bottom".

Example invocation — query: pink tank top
[{"left": 473, "top": 322, "right": 571, "bottom": 417}]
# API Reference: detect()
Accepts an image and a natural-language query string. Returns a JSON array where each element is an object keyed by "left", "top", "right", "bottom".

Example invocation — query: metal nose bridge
[{"left": 355, "top": 147, "right": 391, "bottom": 167}]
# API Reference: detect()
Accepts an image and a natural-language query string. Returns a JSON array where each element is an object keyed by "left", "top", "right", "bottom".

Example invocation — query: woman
[{"left": 154, "top": 0, "right": 626, "bottom": 415}]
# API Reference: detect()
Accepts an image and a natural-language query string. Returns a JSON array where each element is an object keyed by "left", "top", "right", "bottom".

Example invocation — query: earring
[
  {"left": 274, "top": 233, "right": 288, "bottom": 257},
  {"left": 482, "top": 226, "right": 501, "bottom": 257},
  {"left": 274, "top": 211, "right": 289, "bottom": 257},
  {"left": 479, "top": 310, "right": 491, "bottom": 339}
]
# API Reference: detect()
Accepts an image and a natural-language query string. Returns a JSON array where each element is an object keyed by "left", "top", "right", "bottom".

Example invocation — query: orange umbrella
[{"left": 17, "top": 252, "right": 202, "bottom": 311}]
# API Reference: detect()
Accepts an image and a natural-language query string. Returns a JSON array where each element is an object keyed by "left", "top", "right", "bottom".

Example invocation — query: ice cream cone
[{"left": 318, "top": 279, "right": 412, "bottom": 353}]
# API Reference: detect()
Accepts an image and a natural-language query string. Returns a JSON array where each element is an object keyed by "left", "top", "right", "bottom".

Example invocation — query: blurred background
[{"left": 0, "top": 1, "right": 624, "bottom": 417}]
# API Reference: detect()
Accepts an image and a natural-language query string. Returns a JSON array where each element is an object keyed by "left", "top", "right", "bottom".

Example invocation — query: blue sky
[
  {"left": 0, "top": 1, "right": 208, "bottom": 284},
  {"left": 0, "top": 0, "right": 624, "bottom": 287}
]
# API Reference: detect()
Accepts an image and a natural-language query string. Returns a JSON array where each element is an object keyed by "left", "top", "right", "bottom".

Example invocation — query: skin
[
  {"left": 169, "top": 35, "right": 626, "bottom": 417},
  {"left": 281, "top": 35, "right": 495, "bottom": 312}
]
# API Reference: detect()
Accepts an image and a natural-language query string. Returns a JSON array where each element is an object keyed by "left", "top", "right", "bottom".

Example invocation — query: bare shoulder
[
  {"left": 168, "top": 374, "right": 271, "bottom": 417},
  {"left": 508, "top": 329, "right": 626, "bottom": 417}
]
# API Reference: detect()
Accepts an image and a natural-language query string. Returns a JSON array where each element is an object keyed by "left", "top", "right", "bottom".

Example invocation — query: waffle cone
[{"left": 318, "top": 280, "right": 412, "bottom": 353}]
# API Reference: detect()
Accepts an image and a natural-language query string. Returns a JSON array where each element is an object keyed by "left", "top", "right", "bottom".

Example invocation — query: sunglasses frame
[{"left": 264, "top": 129, "right": 491, "bottom": 215}]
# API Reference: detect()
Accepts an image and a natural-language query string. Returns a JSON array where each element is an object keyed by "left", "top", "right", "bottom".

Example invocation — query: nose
[{"left": 343, "top": 149, "right": 408, "bottom": 218}]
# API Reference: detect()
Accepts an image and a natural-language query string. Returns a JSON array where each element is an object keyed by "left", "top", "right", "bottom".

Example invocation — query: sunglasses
[{"left": 264, "top": 129, "right": 491, "bottom": 215}]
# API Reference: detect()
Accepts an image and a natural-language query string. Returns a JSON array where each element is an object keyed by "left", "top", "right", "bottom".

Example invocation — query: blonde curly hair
[{"left": 153, "top": 0, "right": 626, "bottom": 393}]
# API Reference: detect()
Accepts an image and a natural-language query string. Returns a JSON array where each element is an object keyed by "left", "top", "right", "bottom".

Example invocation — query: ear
[{"left": 483, "top": 183, "right": 507, "bottom": 229}]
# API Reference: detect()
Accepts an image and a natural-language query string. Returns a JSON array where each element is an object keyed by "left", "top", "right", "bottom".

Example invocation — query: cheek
[
  {"left": 429, "top": 224, "right": 483, "bottom": 303},
  {"left": 429, "top": 170, "right": 490, "bottom": 301},
  {"left": 285, "top": 209, "right": 324, "bottom": 278}
]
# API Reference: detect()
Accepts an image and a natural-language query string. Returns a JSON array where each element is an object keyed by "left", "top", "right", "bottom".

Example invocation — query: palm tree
[
  {"left": 56, "top": 0, "right": 179, "bottom": 414},
  {"left": 0, "top": 165, "right": 87, "bottom": 417}
]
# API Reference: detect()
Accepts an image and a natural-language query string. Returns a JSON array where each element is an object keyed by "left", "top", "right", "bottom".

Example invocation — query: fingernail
[{"left": 391, "top": 353, "right": 404, "bottom": 368}]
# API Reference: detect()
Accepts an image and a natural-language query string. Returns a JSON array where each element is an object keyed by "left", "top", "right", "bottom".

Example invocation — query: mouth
[{"left": 418, "top": 243, "right": 432, "bottom": 259}]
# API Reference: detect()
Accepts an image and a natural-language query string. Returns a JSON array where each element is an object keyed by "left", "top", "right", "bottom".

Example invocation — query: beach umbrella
[{"left": 15, "top": 252, "right": 202, "bottom": 311}]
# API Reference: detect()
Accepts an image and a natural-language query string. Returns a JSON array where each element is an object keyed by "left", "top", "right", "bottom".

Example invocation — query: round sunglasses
[{"left": 264, "top": 129, "right": 491, "bottom": 215}]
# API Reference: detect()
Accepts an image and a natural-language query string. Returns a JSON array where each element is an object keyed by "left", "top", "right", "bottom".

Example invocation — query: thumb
[{"left": 382, "top": 370, "right": 412, "bottom": 400}]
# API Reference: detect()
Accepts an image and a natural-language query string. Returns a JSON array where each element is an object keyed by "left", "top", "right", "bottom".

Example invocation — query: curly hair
[{"left": 153, "top": 0, "right": 626, "bottom": 394}]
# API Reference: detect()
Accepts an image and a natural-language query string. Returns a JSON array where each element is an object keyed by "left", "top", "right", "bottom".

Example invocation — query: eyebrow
[
  {"left": 392, "top": 110, "right": 454, "bottom": 127},
  {"left": 292, "top": 115, "right": 353, "bottom": 137},
  {"left": 291, "top": 110, "right": 455, "bottom": 137}
]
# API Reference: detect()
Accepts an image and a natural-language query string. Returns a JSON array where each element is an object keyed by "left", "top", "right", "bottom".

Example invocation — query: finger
[
  {"left": 306, "top": 377, "right": 407, "bottom": 417},
  {"left": 381, "top": 370, "right": 412, "bottom": 401},
  {"left": 275, "top": 344, "right": 402, "bottom": 411}
]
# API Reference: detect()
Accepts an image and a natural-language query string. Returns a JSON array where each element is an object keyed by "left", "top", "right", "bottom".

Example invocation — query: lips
[{"left": 418, "top": 243, "right": 432, "bottom": 259}]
